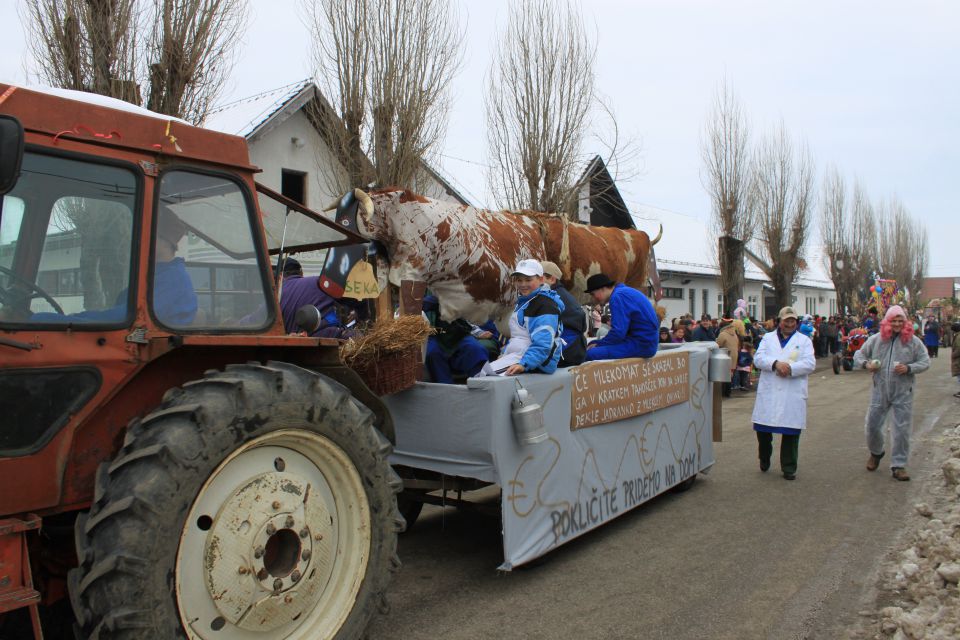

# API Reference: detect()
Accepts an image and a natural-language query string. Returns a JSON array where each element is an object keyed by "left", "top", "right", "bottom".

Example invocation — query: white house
[{"left": 203, "top": 81, "right": 469, "bottom": 270}]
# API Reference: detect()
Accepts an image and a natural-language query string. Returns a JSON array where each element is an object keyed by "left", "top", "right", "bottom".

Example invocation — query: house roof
[
  {"left": 204, "top": 80, "right": 469, "bottom": 206},
  {"left": 631, "top": 203, "right": 835, "bottom": 291},
  {"left": 203, "top": 80, "right": 314, "bottom": 139},
  {"left": 579, "top": 156, "right": 634, "bottom": 230}
]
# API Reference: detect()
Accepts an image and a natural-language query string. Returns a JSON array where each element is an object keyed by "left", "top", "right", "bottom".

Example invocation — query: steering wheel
[{"left": 0, "top": 264, "right": 65, "bottom": 315}]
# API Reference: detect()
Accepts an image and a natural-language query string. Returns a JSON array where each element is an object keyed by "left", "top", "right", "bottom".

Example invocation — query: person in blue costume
[
  {"left": 583, "top": 273, "right": 659, "bottom": 361},
  {"left": 30, "top": 207, "right": 196, "bottom": 325},
  {"left": 422, "top": 294, "right": 490, "bottom": 384},
  {"left": 503, "top": 259, "right": 564, "bottom": 376},
  {"left": 151, "top": 209, "right": 197, "bottom": 327}
]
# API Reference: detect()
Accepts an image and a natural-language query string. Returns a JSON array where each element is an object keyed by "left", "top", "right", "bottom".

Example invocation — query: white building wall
[
  {"left": 657, "top": 275, "right": 721, "bottom": 326},
  {"left": 246, "top": 112, "right": 348, "bottom": 273},
  {"left": 247, "top": 111, "right": 347, "bottom": 212},
  {"left": 657, "top": 277, "right": 774, "bottom": 326},
  {"left": 793, "top": 285, "right": 838, "bottom": 318}
]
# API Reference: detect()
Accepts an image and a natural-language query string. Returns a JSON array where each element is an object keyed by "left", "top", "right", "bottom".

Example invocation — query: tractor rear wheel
[{"left": 68, "top": 362, "right": 402, "bottom": 639}]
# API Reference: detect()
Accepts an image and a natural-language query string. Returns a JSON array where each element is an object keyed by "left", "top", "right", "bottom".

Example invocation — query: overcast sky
[{"left": 2, "top": 0, "right": 957, "bottom": 277}]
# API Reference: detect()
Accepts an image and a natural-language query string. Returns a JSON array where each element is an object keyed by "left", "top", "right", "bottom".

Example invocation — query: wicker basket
[{"left": 349, "top": 345, "right": 422, "bottom": 396}]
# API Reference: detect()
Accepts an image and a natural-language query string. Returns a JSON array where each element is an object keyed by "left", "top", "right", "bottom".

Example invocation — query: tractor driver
[
  {"left": 151, "top": 206, "right": 198, "bottom": 327},
  {"left": 23, "top": 206, "right": 197, "bottom": 326}
]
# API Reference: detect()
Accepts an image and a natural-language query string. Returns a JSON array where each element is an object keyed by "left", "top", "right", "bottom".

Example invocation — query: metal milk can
[
  {"left": 511, "top": 385, "right": 548, "bottom": 445},
  {"left": 708, "top": 348, "right": 733, "bottom": 382}
]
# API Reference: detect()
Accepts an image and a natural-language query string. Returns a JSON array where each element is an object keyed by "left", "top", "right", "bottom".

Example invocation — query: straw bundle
[{"left": 339, "top": 315, "right": 433, "bottom": 368}]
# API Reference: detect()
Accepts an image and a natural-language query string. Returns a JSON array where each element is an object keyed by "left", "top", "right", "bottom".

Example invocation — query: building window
[
  {"left": 661, "top": 287, "right": 683, "bottom": 299},
  {"left": 805, "top": 297, "right": 816, "bottom": 315},
  {"left": 689, "top": 288, "right": 696, "bottom": 315},
  {"left": 702, "top": 289, "right": 709, "bottom": 318},
  {"left": 281, "top": 169, "right": 307, "bottom": 205},
  {"left": 829, "top": 299, "right": 836, "bottom": 315},
  {"left": 748, "top": 295, "right": 758, "bottom": 319}
]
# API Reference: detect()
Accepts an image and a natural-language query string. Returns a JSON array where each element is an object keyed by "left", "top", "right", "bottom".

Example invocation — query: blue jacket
[
  {"left": 153, "top": 258, "right": 198, "bottom": 327},
  {"left": 593, "top": 284, "right": 659, "bottom": 356},
  {"left": 551, "top": 282, "right": 587, "bottom": 365},
  {"left": 515, "top": 286, "right": 563, "bottom": 373},
  {"left": 923, "top": 321, "right": 940, "bottom": 347}
]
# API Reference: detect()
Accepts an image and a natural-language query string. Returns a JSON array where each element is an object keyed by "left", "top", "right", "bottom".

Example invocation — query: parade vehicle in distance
[
  {"left": 0, "top": 83, "right": 726, "bottom": 638},
  {"left": 833, "top": 328, "right": 869, "bottom": 374}
]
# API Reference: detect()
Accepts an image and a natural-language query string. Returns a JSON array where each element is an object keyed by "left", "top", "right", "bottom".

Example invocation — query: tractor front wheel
[{"left": 68, "top": 362, "right": 402, "bottom": 639}]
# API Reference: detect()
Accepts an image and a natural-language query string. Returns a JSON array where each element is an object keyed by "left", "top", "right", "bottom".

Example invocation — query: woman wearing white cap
[{"left": 501, "top": 259, "right": 564, "bottom": 376}]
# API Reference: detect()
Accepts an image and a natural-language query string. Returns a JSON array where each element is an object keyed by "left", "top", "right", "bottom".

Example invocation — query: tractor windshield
[
  {"left": 151, "top": 169, "right": 272, "bottom": 330},
  {"left": 0, "top": 151, "right": 137, "bottom": 328}
]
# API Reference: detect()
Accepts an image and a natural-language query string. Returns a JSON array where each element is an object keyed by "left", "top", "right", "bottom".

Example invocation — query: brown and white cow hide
[{"left": 353, "top": 188, "right": 659, "bottom": 325}]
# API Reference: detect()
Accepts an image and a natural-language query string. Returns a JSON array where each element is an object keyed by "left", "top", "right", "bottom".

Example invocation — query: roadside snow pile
[{"left": 872, "top": 424, "right": 960, "bottom": 640}]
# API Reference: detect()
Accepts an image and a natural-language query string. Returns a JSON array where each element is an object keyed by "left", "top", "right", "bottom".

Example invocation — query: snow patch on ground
[{"left": 850, "top": 424, "right": 960, "bottom": 640}]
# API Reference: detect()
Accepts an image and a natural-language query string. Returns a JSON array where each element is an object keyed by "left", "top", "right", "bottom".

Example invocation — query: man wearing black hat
[{"left": 583, "top": 273, "right": 660, "bottom": 361}]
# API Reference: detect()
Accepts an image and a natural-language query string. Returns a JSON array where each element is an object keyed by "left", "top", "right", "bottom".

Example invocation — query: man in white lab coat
[{"left": 751, "top": 306, "right": 817, "bottom": 480}]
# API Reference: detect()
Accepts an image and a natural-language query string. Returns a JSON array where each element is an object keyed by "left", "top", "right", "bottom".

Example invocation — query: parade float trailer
[{"left": 386, "top": 342, "right": 723, "bottom": 570}]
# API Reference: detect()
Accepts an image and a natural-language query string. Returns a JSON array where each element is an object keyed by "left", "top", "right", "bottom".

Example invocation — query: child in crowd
[{"left": 735, "top": 337, "right": 754, "bottom": 391}]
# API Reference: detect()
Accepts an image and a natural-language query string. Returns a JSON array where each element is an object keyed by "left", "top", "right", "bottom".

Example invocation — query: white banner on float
[
  {"left": 495, "top": 350, "right": 713, "bottom": 569},
  {"left": 385, "top": 344, "right": 716, "bottom": 570}
]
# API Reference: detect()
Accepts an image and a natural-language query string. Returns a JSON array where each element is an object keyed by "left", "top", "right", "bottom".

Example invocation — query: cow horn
[
  {"left": 353, "top": 188, "right": 374, "bottom": 218},
  {"left": 322, "top": 189, "right": 375, "bottom": 219},
  {"left": 650, "top": 223, "right": 663, "bottom": 246}
]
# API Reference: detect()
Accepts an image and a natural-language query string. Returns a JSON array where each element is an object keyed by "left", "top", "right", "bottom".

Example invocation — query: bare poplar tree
[
  {"left": 701, "top": 79, "right": 752, "bottom": 314},
  {"left": 849, "top": 179, "right": 878, "bottom": 309},
  {"left": 146, "top": 0, "right": 249, "bottom": 122},
  {"left": 876, "top": 195, "right": 929, "bottom": 306},
  {"left": 22, "top": 0, "right": 246, "bottom": 305},
  {"left": 22, "top": 0, "right": 248, "bottom": 123},
  {"left": 876, "top": 196, "right": 912, "bottom": 286},
  {"left": 819, "top": 166, "right": 850, "bottom": 311},
  {"left": 909, "top": 225, "right": 929, "bottom": 304},
  {"left": 23, "top": 0, "right": 140, "bottom": 101},
  {"left": 750, "top": 123, "right": 816, "bottom": 311},
  {"left": 305, "top": 0, "right": 462, "bottom": 192},
  {"left": 485, "top": 0, "right": 596, "bottom": 214}
]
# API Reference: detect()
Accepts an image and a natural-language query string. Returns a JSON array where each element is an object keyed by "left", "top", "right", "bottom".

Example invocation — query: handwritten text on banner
[{"left": 570, "top": 352, "right": 690, "bottom": 430}]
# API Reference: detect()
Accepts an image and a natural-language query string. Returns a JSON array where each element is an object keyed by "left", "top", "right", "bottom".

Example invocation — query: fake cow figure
[{"left": 352, "top": 188, "right": 661, "bottom": 325}]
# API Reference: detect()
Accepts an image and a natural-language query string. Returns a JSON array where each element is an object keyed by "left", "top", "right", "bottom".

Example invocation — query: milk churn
[
  {"left": 708, "top": 348, "right": 733, "bottom": 382},
  {"left": 511, "top": 383, "right": 547, "bottom": 445}
]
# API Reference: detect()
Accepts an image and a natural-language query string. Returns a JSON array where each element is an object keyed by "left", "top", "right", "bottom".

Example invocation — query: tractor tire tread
[{"left": 68, "top": 362, "right": 399, "bottom": 640}]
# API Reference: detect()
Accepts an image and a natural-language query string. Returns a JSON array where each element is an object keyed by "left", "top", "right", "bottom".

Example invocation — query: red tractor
[{"left": 0, "top": 84, "right": 401, "bottom": 639}]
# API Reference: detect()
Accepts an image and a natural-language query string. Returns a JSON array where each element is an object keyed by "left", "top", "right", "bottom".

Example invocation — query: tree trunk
[
  {"left": 773, "top": 272, "right": 793, "bottom": 312},
  {"left": 718, "top": 235, "right": 744, "bottom": 317}
]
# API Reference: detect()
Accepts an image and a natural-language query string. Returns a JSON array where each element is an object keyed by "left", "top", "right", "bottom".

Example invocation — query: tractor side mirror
[{"left": 0, "top": 115, "right": 24, "bottom": 195}]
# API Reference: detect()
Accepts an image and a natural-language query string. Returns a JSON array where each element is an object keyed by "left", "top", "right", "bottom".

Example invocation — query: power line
[
  {"left": 437, "top": 152, "right": 492, "bottom": 170},
  {"left": 208, "top": 80, "right": 310, "bottom": 114}
]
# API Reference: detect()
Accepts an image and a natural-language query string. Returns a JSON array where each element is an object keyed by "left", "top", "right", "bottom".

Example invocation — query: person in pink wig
[{"left": 853, "top": 305, "right": 930, "bottom": 481}]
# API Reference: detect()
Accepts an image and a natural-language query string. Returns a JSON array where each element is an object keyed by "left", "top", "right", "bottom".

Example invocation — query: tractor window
[
  {"left": 0, "top": 152, "right": 136, "bottom": 328},
  {"left": 153, "top": 170, "right": 271, "bottom": 330}
]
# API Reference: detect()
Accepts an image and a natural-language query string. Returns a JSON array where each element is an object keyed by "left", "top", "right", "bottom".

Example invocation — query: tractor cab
[
  {"left": 1, "top": 86, "right": 399, "bottom": 640},
  {"left": 0, "top": 132, "right": 274, "bottom": 332}
]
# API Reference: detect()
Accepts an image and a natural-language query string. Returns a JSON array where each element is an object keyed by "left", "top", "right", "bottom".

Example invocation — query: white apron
[
  {"left": 503, "top": 309, "right": 531, "bottom": 356},
  {"left": 751, "top": 330, "right": 817, "bottom": 430}
]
